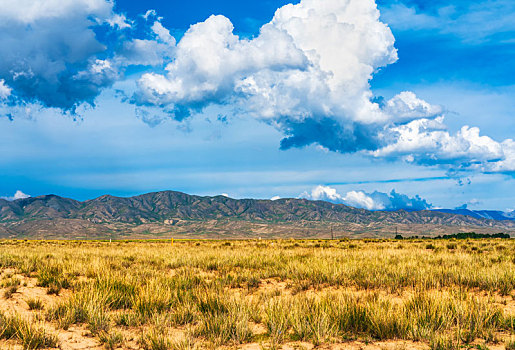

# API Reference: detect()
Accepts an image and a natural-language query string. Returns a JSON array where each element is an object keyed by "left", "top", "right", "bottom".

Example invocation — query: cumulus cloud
[
  {"left": 1, "top": 190, "right": 30, "bottom": 201},
  {"left": 0, "top": 0, "right": 130, "bottom": 111},
  {"left": 118, "top": 13, "right": 176, "bottom": 67},
  {"left": 134, "top": 0, "right": 404, "bottom": 131},
  {"left": 301, "top": 185, "right": 345, "bottom": 204},
  {"left": 135, "top": 14, "right": 308, "bottom": 112},
  {"left": 342, "top": 191, "right": 384, "bottom": 210},
  {"left": 132, "top": 0, "right": 515, "bottom": 174},
  {"left": 0, "top": 0, "right": 180, "bottom": 116},
  {"left": 2, "top": 0, "right": 513, "bottom": 176},
  {"left": 370, "top": 117, "right": 515, "bottom": 172},
  {"left": 300, "top": 185, "right": 432, "bottom": 211}
]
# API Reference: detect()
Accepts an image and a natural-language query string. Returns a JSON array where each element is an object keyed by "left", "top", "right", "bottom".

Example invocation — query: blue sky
[{"left": 0, "top": 0, "right": 514, "bottom": 211}]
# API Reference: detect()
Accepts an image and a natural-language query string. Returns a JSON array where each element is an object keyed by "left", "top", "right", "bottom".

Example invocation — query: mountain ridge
[{"left": 1, "top": 190, "right": 513, "bottom": 239}]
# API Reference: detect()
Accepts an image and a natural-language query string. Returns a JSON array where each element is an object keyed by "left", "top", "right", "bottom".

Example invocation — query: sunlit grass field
[{"left": 0, "top": 239, "right": 514, "bottom": 350}]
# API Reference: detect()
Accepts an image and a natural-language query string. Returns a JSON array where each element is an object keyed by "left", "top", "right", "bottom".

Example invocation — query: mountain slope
[{"left": 0, "top": 191, "right": 513, "bottom": 239}]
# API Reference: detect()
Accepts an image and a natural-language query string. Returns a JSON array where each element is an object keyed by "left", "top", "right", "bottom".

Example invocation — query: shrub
[
  {"left": 194, "top": 293, "right": 252, "bottom": 345},
  {"left": 0, "top": 312, "right": 58, "bottom": 349},
  {"left": 26, "top": 298, "right": 44, "bottom": 310},
  {"left": 99, "top": 330, "right": 124, "bottom": 350},
  {"left": 139, "top": 328, "right": 171, "bottom": 350},
  {"left": 3, "top": 285, "right": 18, "bottom": 299},
  {"left": 264, "top": 298, "right": 290, "bottom": 344},
  {"left": 37, "top": 263, "right": 71, "bottom": 294}
]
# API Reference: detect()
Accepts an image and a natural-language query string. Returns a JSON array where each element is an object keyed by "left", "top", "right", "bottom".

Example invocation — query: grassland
[{"left": 0, "top": 239, "right": 513, "bottom": 350}]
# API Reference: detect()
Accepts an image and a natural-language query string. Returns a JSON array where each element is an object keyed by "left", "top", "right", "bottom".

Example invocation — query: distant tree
[
  {"left": 434, "top": 232, "right": 511, "bottom": 239},
  {"left": 395, "top": 234, "right": 403, "bottom": 240}
]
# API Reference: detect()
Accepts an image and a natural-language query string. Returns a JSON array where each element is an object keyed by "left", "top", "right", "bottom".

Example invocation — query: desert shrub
[
  {"left": 99, "top": 330, "right": 124, "bottom": 350},
  {"left": 194, "top": 292, "right": 252, "bottom": 345},
  {"left": 46, "top": 285, "right": 107, "bottom": 331},
  {"left": 37, "top": 263, "right": 71, "bottom": 295},
  {"left": 133, "top": 282, "right": 173, "bottom": 320},
  {"left": 26, "top": 298, "right": 44, "bottom": 310},
  {"left": 3, "top": 285, "right": 18, "bottom": 299},
  {"left": 264, "top": 298, "right": 290, "bottom": 344},
  {"left": 289, "top": 296, "right": 336, "bottom": 345},
  {"left": 1, "top": 277, "right": 21, "bottom": 288},
  {"left": 95, "top": 274, "right": 137, "bottom": 309},
  {"left": 170, "top": 301, "right": 196, "bottom": 326},
  {"left": 139, "top": 328, "right": 171, "bottom": 350},
  {"left": 114, "top": 311, "right": 142, "bottom": 327},
  {"left": 0, "top": 312, "right": 58, "bottom": 349}
]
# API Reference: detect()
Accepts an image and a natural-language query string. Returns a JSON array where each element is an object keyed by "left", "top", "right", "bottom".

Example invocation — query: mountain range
[
  {"left": 0, "top": 191, "right": 513, "bottom": 239},
  {"left": 432, "top": 209, "right": 515, "bottom": 221}
]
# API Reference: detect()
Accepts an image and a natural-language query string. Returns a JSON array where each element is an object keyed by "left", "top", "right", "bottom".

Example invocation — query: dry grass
[{"left": 0, "top": 238, "right": 513, "bottom": 349}]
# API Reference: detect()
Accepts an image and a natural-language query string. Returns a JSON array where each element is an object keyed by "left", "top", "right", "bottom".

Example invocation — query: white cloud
[
  {"left": 136, "top": 14, "right": 308, "bottom": 111},
  {"left": 300, "top": 185, "right": 432, "bottom": 211},
  {"left": 1, "top": 190, "right": 30, "bottom": 201},
  {"left": 151, "top": 21, "right": 176, "bottom": 45},
  {"left": 120, "top": 39, "right": 175, "bottom": 67},
  {"left": 0, "top": 0, "right": 112, "bottom": 23},
  {"left": 382, "top": 91, "right": 443, "bottom": 123},
  {"left": 134, "top": 0, "right": 414, "bottom": 128},
  {"left": 118, "top": 16, "right": 177, "bottom": 68},
  {"left": 143, "top": 9, "right": 157, "bottom": 20},
  {"left": 0, "top": 0, "right": 137, "bottom": 110},
  {"left": 106, "top": 13, "right": 132, "bottom": 29},
  {"left": 0, "top": 80, "right": 11, "bottom": 99},
  {"left": 342, "top": 190, "right": 384, "bottom": 210},
  {"left": 486, "top": 139, "right": 515, "bottom": 173},
  {"left": 371, "top": 117, "right": 515, "bottom": 172},
  {"left": 134, "top": 0, "right": 515, "bottom": 173},
  {"left": 1, "top": 0, "right": 512, "bottom": 176},
  {"left": 301, "top": 185, "right": 344, "bottom": 203}
]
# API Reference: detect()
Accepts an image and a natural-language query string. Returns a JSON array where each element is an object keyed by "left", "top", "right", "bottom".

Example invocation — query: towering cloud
[
  {"left": 133, "top": 0, "right": 515, "bottom": 174},
  {"left": 135, "top": 0, "right": 411, "bottom": 152}
]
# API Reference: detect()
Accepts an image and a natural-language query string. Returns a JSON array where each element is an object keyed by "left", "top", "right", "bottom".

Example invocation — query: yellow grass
[{"left": 0, "top": 238, "right": 513, "bottom": 349}]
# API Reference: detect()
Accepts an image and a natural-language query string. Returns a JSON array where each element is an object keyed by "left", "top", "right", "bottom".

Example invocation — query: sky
[{"left": 0, "top": 0, "right": 514, "bottom": 211}]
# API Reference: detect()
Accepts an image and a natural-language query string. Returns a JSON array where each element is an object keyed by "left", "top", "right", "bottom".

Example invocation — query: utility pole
[{"left": 331, "top": 226, "right": 334, "bottom": 240}]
